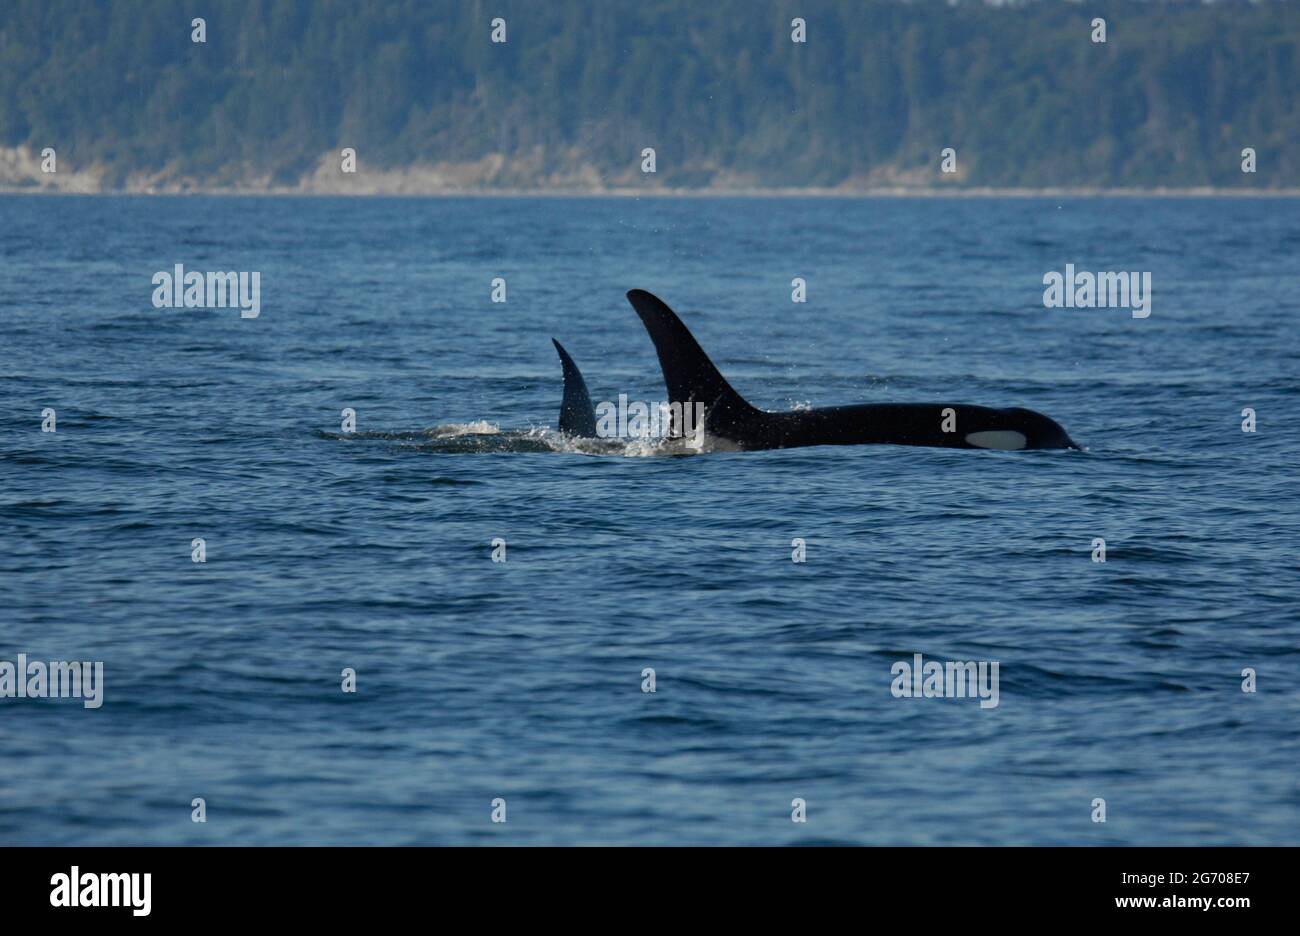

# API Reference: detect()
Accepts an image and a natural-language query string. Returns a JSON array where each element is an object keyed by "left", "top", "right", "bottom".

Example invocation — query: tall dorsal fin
[
  {"left": 626, "top": 289, "right": 762, "bottom": 436},
  {"left": 551, "top": 338, "right": 598, "bottom": 437}
]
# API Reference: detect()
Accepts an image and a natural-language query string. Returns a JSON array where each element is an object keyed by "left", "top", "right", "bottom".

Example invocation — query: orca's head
[{"left": 1004, "top": 407, "right": 1078, "bottom": 450}]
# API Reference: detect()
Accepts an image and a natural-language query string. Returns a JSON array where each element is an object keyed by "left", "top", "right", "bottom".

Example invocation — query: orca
[
  {"left": 551, "top": 338, "right": 598, "bottom": 437},
  {"left": 625, "top": 289, "right": 1077, "bottom": 451}
]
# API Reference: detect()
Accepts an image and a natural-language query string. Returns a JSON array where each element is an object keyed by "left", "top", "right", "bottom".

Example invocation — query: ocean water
[{"left": 1, "top": 194, "right": 1297, "bottom": 845}]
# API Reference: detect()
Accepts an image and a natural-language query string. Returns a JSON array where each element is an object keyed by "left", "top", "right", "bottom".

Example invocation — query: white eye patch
[{"left": 964, "top": 430, "right": 1027, "bottom": 450}]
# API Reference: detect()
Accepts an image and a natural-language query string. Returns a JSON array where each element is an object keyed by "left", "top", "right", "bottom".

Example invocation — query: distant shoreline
[
  {"left": 5, "top": 146, "right": 1295, "bottom": 198},
  {"left": 3, "top": 185, "right": 1299, "bottom": 198}
]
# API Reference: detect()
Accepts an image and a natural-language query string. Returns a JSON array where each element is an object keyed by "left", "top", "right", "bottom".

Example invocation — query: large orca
[
  {"left": 551, "top": 338, "right": 598, "bottom": 437},
  {"left": 626, "top": 289, "right": 1077, "bottom": 451}
]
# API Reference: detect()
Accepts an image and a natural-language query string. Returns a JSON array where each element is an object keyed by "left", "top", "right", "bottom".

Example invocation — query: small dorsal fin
[
  {"left": 551, "top": 339, "right": 599, "bottom": 437},
  {"left": 626, "top": 289, "right": 761, "bottom": 437}
]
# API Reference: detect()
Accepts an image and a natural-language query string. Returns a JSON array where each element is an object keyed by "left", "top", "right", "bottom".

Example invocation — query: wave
[{"left": 316, "top": 422, "right": 708, "bottom": 456}]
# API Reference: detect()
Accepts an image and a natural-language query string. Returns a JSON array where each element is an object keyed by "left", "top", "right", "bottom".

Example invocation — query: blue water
[{"left": 1, "top": 195, "right": 1297, "bottom": 845}]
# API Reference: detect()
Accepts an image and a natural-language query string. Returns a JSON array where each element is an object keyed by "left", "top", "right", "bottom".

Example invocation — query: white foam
[
  {"left": 427, "top": 421, "right": 500, "bottom": 438},
  {"left": 536, "top": 425, "right": 709, "bottom": 458}
]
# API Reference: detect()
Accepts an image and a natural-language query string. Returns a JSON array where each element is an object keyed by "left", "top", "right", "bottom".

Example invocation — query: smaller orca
[
  {"left": 551, "top": 338, "right": 598, "bottom": 437},
  {"left": 626, "top": 289, "right": 1078, "bottom": 451}
]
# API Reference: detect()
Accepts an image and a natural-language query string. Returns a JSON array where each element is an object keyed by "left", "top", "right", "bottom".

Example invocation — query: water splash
[{"left": 317, "top": 422, "right": 707, "bottom": 456}]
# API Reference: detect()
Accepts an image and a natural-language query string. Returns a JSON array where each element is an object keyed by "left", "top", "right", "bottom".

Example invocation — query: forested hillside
[{"left": 0, "top": 0, "right": 1296, "bottom": 191}]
